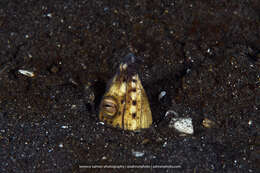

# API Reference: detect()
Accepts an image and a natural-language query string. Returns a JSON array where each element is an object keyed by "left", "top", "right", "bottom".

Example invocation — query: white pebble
[
  {"left": 47, "top": 13, "right": 52, "bottom": 18},
  {"left": 58, "top": 143, "right": 63, "bottom": 148},
  {"left": 71, "top": 105, "right": 76, "bottom": 109},
  {"left": 27, "top": 53, "right": 33, "bottom": 58},
  {"left": 162, "top": 141, "right": 167, "bottom": 147},
  {"left": 169, "top": 118, "right": 194, "bottom": 134}
]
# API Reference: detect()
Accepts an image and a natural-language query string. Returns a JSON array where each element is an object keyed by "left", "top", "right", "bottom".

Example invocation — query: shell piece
[
  {"left": 132, "top": 150, "right": 145, "bottom": 157},
  {"left": 169, "top": 117, "right": 194, "bottom": 134},
  {"left": 18, "top": 69, "right": 35, "bottom": 77},
  {"left": 158, "top": 91, "right": 166, "bottom": 101},
  {"left": 99, "top": 55, "right": 152, "bottom": 131}
]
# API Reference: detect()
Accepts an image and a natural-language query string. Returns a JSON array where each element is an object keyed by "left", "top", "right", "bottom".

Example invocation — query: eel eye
[{"left": 102, "top": 97, "right": 118, "bottom": 117}]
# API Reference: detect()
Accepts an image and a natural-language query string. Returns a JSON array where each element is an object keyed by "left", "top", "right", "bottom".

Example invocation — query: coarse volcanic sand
[{"left": 0, "top": 0, "right": 259, "bottom": 173}]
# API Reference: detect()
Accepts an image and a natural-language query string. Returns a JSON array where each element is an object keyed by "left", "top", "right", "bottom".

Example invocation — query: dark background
[{"left": 0, "top": 0, "right": 259, "bottom": 172}]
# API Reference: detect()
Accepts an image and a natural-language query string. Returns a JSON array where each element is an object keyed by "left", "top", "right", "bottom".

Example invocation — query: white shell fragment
[
  {"left": 158, "top": 91, "right": 166, "bottom": 100},
  {"left": 132, "top": 150, "right": 145, "bottom": 158},
  {"left": 169, "top": 117, "right": 194, "bottom": 134},
  {"left": 165, "top": 110, "right": 179, "bottom": 117},
  {"left": 61, "top": 125, "right": 69, "bottom": 129},
  {"left": 97, "top": 121, "right": 105, "bottom": 125},
  {"left": 18, "top": 69, "right": 35, "bottom": 77}
]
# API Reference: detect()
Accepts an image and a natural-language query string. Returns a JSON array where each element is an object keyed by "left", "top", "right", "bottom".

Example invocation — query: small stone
[
  {"left": 28, "top": 53, "right": 33, "bottom": 58},
  {"left": 50, "top": 65, "right": 59, "bottom": 73},
  {"left": 84, "top": 82, "right": 95, "bottom": 104},
  {"left": 104, "top": 7, "right": 109, "bottom": 12},
  {"left": 202, "top": 118, "right": 216, "bottom": 128},
  {"left": 162, "top": 141, "right": 167, "bottom": 147},
  {"left": 156, "top": 137, "right": 163, "bottom": 142},
  {"left": 141, "top": 138, "right": 150, "bottom": 145},
  {"left": 71, "top": 105, "right": 77, "bottom": 109}
]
